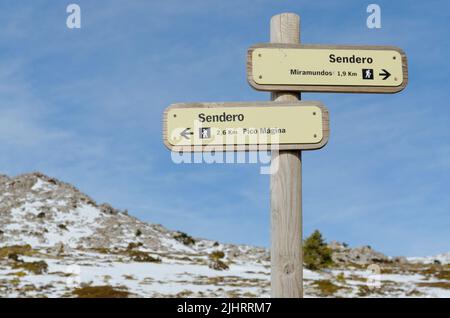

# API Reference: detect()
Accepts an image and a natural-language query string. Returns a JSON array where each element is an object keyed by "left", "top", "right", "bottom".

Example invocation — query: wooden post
[{"left": 270, "top": 13, "right": 303, "bottom": 298}]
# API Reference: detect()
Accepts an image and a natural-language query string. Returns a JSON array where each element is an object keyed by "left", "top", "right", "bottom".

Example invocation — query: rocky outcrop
[{"left": 329, "top": 241, "right": 390, "bottom": 265}]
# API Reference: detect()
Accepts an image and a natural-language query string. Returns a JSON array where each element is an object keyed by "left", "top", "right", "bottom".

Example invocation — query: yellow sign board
[
  {"left": 248, "top": 44, "right": 408, "bottom": 93},
  {"left": 163, "top": 101, "right": 329, "bottom": 151}
]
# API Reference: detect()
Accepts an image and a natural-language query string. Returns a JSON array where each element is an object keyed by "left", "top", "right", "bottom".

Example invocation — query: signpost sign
[
  {"left": 163, "top": 101, "right": 329, "bottom": 152},
  {"left": 248, "top": 44, "right": 408, "bottom": 93}
]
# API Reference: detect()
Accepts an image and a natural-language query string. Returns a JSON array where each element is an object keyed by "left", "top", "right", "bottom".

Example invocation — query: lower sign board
[
  {"left": 163, "top": 101, "right": 329, "bottom": 152},
  {"left": 247, "top": 44, "right": 408, "bottom": 93}
]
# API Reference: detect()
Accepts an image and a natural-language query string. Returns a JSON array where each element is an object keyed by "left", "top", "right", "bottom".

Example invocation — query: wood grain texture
[
  {"left": 162, "top": 101, "right": 329, "bottom": 152},
  {"left": 270, "top": 12, "right": 303, "bottom": 299},
  {"left": 247, "top": 43, "right": 408, "bottom": 93}
]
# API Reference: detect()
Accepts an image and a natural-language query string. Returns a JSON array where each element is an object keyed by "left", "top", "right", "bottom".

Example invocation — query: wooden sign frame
[
  {"left": 247, "top": 43, "right": 408, "bottom": 93},
  {"left": 162, "top": 101, "right": 329, "bottom": 152}
]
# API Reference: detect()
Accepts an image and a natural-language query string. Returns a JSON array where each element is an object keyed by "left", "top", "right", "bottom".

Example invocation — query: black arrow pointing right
[
  {"left": 180, "top": 128, "right": 193, "bottom": 140},
  {"left": 379, "top": 69, "right": 391, "bottom": 80}
]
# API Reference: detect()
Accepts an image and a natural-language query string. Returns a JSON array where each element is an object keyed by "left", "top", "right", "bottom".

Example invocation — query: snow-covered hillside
[
  {"left": 408, "top": 254, "right": 450, "bottom": 265},
  {"left": 0, "top": 172, "right": 449, "bottom": 298},
  {"left": 0, "top": 172, "right": 267, "bottom": 260}
]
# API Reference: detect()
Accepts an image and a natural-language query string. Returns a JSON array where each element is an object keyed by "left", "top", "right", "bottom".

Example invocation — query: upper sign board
[
  {"left": 247, "top": 44, "right": 408, "bottom": 93},
  {"left": 163, "top": 101, "right": 329, "bottom": 152}
]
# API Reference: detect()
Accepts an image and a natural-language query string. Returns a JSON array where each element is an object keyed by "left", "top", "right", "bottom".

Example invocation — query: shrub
[
  {"left": 135, "top": 229, "right": 142, "bottom": 237},
  {"left": 126, "top": 242, "right": 143, "bottom": 251},
  {"left": 128, "top": 250, "right": 161, "bottom": 263},
  {"left": 173, "top": 231, "right": 196, "bottom": 246},
  {"left": 303, "top": 230, "right": 333, "bottom": 270},
  {"left": 208, "top": 251, "right": 229, "bottom": 271},
  {"left": 123, "top": 275, "right": 135, "bottom": 280},
  {"left": 209, "top": 251, "right": 225, "bottom": 261},
  {"left": 8, "top": 253, "right": 20, "bottom": 262},
  {"left": 209, "top": 260, "right": 229, "bottom": 271},
  {"left": 9, "top": 278, "right": 21, "bottom": 286},
  {"left": 336, "top": 272, "right": 346, "bottom": 283}
]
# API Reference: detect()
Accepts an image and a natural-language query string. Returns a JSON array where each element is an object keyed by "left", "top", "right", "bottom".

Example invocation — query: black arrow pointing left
[
  {"left": 379, "top": 69, "right": 391, "bottom": 80},
  {"left": 180, "top": 128, "right": 193, "bottom": 140}
]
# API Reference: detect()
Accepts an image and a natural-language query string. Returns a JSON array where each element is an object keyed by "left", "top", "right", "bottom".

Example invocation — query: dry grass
[
  {"left": 313, "top": 280, "right": 343, "bottom": 297},
  {"left": 348, "top": 274, "right": 368, "bottom": 283},
  {"left": 435, "top": 271, "right": 450, "bottom": 281},
  {"left": 72, "top": 285, "right": 131, "bottom": 298},
  {"left": 187, "top": 275, "right": 269, "bottom": 288},
  {"left": 12, "top": 261, "right": 48, "bottom": 275},
  {"left": 0, "top": 245, "right": 37, "bottom": 259},
  {"left": 7, "top": 271, "right": 27, "bottom": 277},
  {"left": 403, "top": 264, "right": 450, "bottom": 281},
  {"left": 416, "top": 282, "right": 450, "bottom": 290},
  {"left": 336, "top": 272, "right": 346, "bottom": 283}
]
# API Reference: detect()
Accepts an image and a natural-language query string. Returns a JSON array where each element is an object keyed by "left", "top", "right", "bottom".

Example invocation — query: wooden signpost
[
  {"left": 163, "top": 101, "right": 329, "bottom": 152},
  {"left": 163, "top": 12, "right": 408, "bottom": 298}
]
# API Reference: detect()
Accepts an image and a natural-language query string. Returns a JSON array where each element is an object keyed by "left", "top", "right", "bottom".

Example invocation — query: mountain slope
[
  {"left": 0, "top": 172, "right": 449, "bottom": 298},
  {"left": 0, "top": 172, "right": 267, "bottom": 261}
]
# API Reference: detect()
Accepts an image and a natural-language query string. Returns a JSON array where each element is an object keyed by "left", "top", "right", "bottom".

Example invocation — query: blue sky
[{"left": 0, "top": 0, "right": 449, "bottom": 257}]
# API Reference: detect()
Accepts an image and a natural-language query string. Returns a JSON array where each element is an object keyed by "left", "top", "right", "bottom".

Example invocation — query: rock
[
  {"left": 393, "top": 257, "right": 408, "bottom": 264},
  {"left": 329, "top": 241, "right": 346, "bottom": 250},
  {"left": 331, "top": 245, "right": 390, "bottom": 265},
  {"left": 0, "top": 175, "right": 10, "bottom": 184}
]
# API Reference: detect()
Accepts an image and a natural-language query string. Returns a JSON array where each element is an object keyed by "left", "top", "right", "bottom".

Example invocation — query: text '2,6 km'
[{"left": 248, "top": 44, "right": 408, "bottom": 93}]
